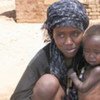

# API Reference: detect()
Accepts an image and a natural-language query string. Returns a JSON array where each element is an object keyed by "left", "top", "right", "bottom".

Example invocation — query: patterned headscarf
[
  {"left": 43, "top": 0, "right": 89, "bottom": 38},
  {"left": 43, "top": 0, "right": 89, "bottom": 99}
]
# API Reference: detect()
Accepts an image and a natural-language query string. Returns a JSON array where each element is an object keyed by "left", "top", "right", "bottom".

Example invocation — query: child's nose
[{"left": 88, "top": 53, "right": 96, "bottom": 60}]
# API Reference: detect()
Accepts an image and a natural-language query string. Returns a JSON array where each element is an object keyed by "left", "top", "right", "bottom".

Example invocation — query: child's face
[{"left": 83, "top": 35, "right": 100, "bottom": 66}]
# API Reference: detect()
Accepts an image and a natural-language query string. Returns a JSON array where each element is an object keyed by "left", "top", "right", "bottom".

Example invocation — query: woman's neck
[{"left": 65, "top": 58, "right": 73, "bottom": 68}]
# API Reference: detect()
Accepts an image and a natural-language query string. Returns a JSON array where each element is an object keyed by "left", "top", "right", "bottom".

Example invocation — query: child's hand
[{"left": 68, "top": 68, "right": 76, "bottom": 78}]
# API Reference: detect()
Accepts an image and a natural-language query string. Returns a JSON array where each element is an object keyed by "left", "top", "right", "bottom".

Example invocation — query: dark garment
[
  {"left": 10, "top": 45, "right": 50, "bottom": 100},
  {"left": 10, "top": 43, "right": 85, "bottom": 100}
]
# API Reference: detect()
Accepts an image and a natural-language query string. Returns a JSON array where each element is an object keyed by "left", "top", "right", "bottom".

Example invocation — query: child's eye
[{"left": 95, "top": 51, "right": 100, "bottom": 54}]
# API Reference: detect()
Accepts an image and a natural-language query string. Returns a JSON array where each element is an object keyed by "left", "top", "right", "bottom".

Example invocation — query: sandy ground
[
  {"left": 0, "top": 0, "right": 100, "bottom": 100},
  {"left": 0, "top": 0, "right": 46, "bottom": 100}
]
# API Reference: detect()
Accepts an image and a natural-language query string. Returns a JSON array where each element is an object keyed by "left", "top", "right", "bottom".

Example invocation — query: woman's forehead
[
  {"left": 54, "top": 26, "right": 82, "bottom": 32},
  {"left": 45, "top": 0, "right": 89, "bottom": 34}
]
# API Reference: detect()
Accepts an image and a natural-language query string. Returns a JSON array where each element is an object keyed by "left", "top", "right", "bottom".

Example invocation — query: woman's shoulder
[
  {"left": 28, "top": 43, "right": 50, "bottom": 66},
  {"left": 37, "top": 43, "right": 50, "bottom": 59}
]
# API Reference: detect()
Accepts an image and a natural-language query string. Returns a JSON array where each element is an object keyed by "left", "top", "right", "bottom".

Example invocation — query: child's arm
[{"left": 68, "top": 67, "right": 100, "bottom": 93}]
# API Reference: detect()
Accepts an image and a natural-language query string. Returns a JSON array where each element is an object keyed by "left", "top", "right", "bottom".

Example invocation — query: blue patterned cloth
[
  {"left": 43, "top": 0, "right": 89, "bottom": 100},
  {"left": 43, "top": 0, "right": 89, "bottom": 38}
]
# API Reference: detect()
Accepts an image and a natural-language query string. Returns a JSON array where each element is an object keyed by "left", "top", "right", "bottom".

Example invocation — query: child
[{"left": 68, "top": 24, "right": 100, "bottom": 100}]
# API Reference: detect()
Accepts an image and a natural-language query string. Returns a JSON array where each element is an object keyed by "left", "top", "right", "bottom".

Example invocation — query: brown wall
[
  {"left": 86, "top": 4, "right": 100, "bottom": 19},
  {"left": 15, "top": 0, "right": 100, "bottom": 23}
]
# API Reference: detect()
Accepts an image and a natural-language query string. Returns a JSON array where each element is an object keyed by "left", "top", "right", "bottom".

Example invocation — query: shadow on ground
[{"left": 0, "top": 10, "right": 16, "bottom": 21}]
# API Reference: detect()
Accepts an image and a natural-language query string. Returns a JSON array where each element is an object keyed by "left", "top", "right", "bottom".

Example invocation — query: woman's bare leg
[
  {"left": 54, "top": 85, "right": 65, "bottom": 100},
  {"left": 32, "top": 74, "right": 65, "bottom": 100}
]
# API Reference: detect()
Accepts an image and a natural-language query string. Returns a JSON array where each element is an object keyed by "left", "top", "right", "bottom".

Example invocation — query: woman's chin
[
  {"left": 63, "top": 49, "right": 77, "bottom": 58},
  {"left": 63, "top": 51, "right": 77, "bottom": 58}
]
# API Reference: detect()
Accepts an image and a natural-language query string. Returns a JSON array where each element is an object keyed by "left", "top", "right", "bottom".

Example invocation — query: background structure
[{"left": 15, "top": 0, "right": 100, "bottom": 22}]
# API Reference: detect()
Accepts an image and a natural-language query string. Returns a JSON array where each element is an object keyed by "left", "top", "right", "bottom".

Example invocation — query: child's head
[{"left": 83, "top": 24, "right": 100, "bottom": 66}]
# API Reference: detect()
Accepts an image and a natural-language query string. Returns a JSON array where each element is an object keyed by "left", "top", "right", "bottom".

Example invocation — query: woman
[{"left": 10, "top": 0, "right": 89, "bottom": 100}]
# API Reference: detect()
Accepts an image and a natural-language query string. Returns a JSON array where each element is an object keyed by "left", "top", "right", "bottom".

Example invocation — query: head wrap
[{"left": 43, "top": 0, "right": 89, "bottom": 38}]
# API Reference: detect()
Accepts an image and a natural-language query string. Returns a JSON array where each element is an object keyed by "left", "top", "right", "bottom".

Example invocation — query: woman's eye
[
  {"left": 71, "top": 31, "right": 81, "bottom": 37},
  {"left": 57, "top": 33, "right": 64, "bottom": 38},
  {"left": 73, "top": 32, "right": 80, "bottom": 37},
  {"left": 60, "top": 34, "right": 64, "bottom": 38},
  {"left": 84, "top": 49, "right": 90, "bottom": 54}
]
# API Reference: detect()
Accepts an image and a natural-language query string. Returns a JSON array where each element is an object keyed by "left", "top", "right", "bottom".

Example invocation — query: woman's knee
[{"left": 33, "top": 74, "right": 60, "bottom": 98}]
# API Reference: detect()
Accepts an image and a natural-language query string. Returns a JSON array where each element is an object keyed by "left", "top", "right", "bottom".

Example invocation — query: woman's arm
[
  {"left": 68, "top": 67, "right": 100, "bottom": 93},
  {"left": 10, "top": 49, "right": 49, "bottom": 100}
]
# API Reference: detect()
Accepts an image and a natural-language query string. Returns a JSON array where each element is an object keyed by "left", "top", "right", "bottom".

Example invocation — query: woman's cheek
[
  {"left": 76, "top": 34, "right": 83, "bottom": 45},
  {"left": 55, "top": 38, "right": 64, "bottom": 48}
]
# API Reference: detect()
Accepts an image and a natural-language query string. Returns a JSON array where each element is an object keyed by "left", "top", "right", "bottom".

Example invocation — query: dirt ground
[
  {"left": 0, "top": 0, "right": 46, "bottom": 100},
  {"left": 0, "top": 0, "right": 100, "bottom": 100}
]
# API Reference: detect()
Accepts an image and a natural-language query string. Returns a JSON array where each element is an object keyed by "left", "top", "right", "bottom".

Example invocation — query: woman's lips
[{"left": 65, "top": 48, "right": 76, "bottom": 53}]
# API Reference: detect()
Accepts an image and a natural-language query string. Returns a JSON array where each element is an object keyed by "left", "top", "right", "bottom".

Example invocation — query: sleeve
[{"left": 10, "top": 49, "right": 49, "bottom": 100}]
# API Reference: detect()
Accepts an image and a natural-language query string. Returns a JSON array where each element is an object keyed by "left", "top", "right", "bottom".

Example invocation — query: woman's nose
[{"left": 65, "top": 37, "right": 73, "bottom": 45}]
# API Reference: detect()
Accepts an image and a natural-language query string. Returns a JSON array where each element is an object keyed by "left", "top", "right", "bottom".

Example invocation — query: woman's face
[{"left": 53, "top": 27, "right": 83, "bottom": 58}]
